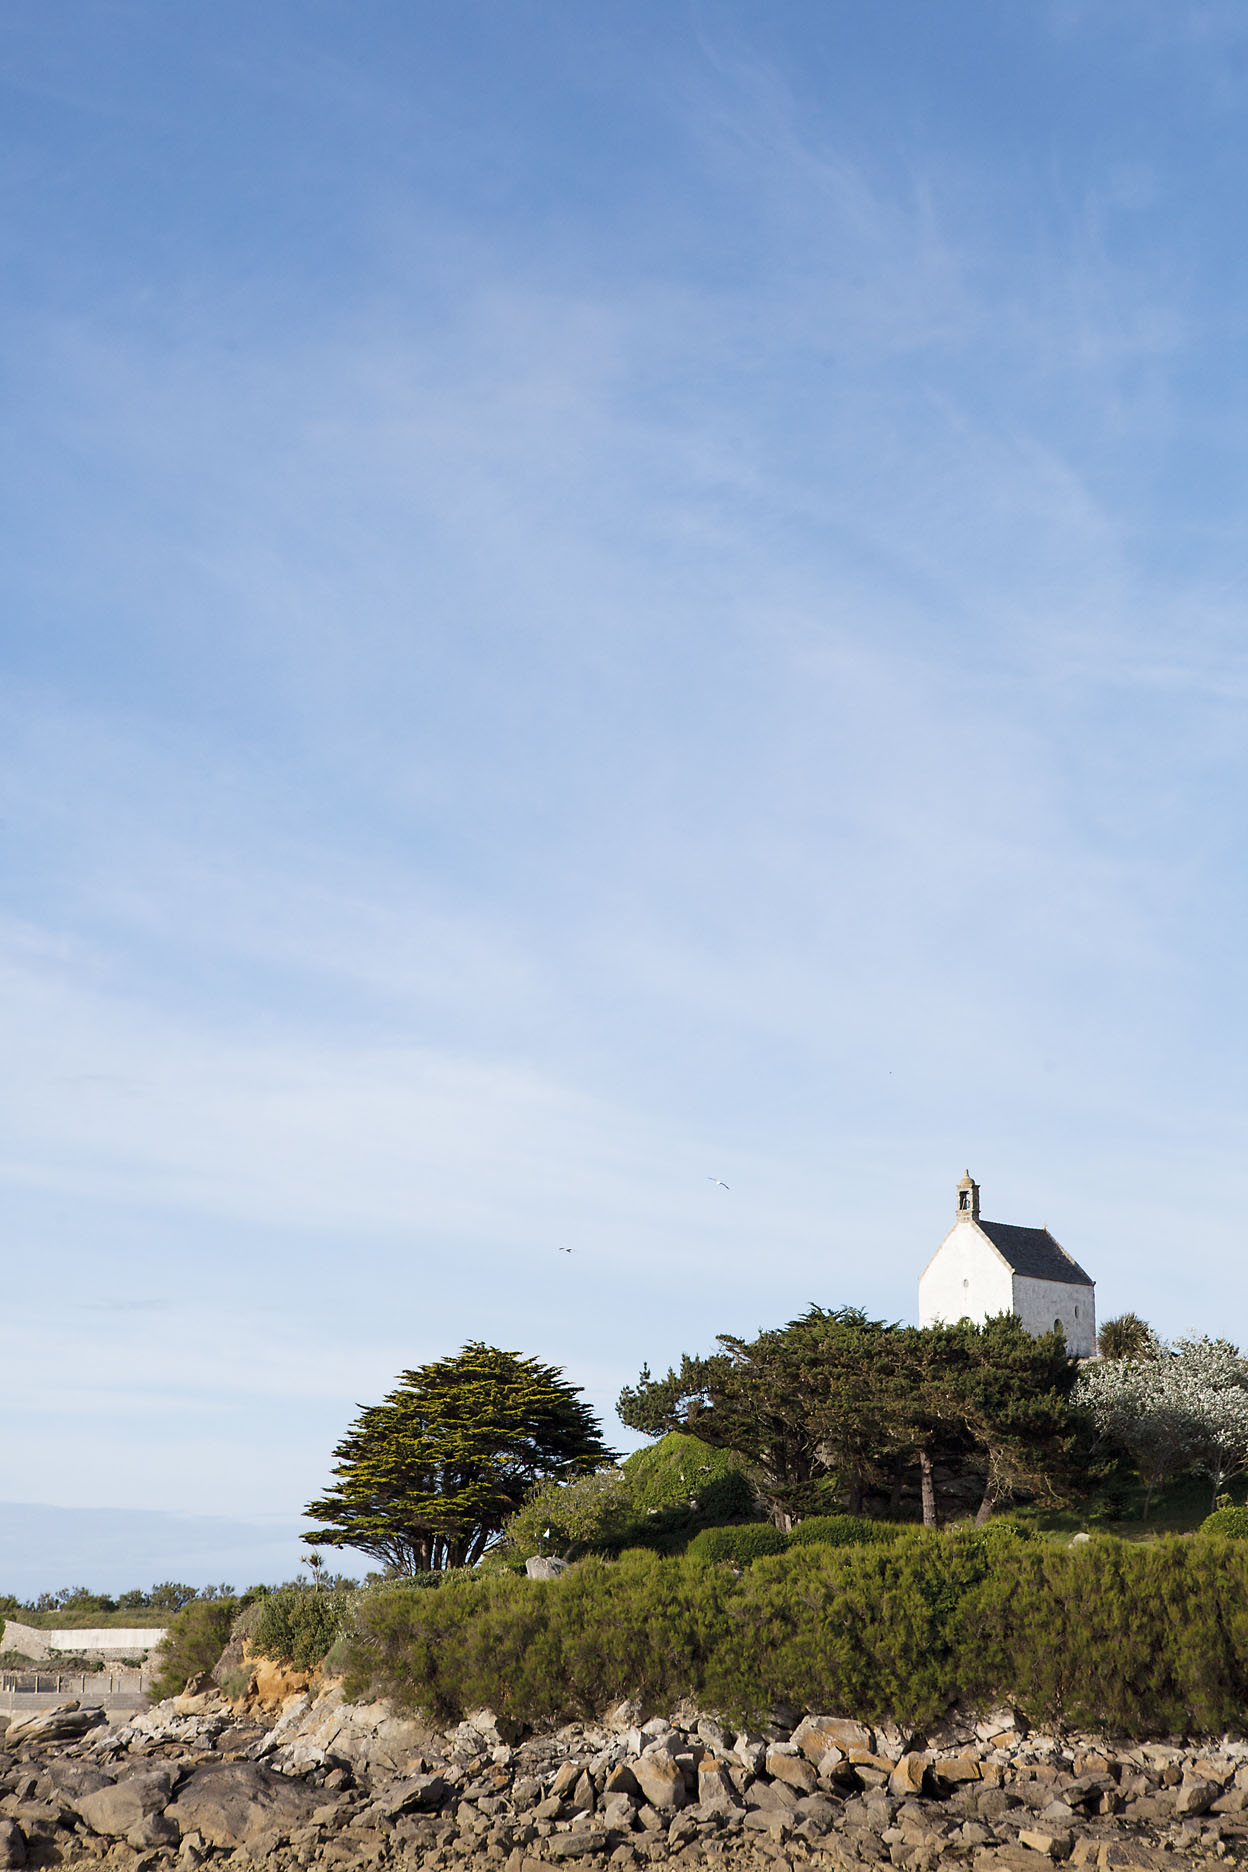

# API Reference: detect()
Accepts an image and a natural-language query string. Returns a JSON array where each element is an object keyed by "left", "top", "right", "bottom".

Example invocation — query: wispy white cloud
[{"left": 2, "top": 4, "right": 1248, "bottom": 1564}]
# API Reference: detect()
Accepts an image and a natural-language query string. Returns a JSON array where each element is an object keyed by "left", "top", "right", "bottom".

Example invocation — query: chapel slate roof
[{"left": 976, "top": 1220, "right": 1094, "bottom": 1287}]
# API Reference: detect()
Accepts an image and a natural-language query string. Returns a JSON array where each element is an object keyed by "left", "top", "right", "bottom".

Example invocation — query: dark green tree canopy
[
  {"left": 305, "top": 1342, "right": 615, "bottom": 1573},
  {"left": 618, "top": 1307, "right": 1082, "bottom": 1526}
]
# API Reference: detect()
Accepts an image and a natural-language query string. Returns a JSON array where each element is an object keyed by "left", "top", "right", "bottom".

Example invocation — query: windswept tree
[
  {"left": 305, "top": 1343, "right": 614, "bottom": 1573},
  {"left": 619, "top": 1309, "right": 916, "bottom": 1524},
  {"left": 909, "top": 1317, "right": 1082, "bottom": 1525},
  {"left": 619, "top": 1307, "right": 1082, "bottom": 1526}
]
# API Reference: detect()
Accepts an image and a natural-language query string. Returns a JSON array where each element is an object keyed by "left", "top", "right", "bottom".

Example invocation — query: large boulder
[
  {"left": 4, "top": 1701, "right": 106, "bottom": 1746},
  {"left": 262, "top": 1683, "right": 438, "bottom": 1781},
  {"left": 165, "top": 1762, "right": 321, "bottom": 1849},
  {"left": 630, "top": 1751, "right": 686, "bottom": 1812},
  {"left": 44, "top": 1760, "right": 114, "bottom": 1801},
  {"left": 0, "top": 1820, "right": 24, "bottom": 1870},
  {"left": 792, "top": 1715, "right": 873, "bottom": 1762},
  {"left": 75, "top": 1768, "right": 179, "bottom": 1839}
]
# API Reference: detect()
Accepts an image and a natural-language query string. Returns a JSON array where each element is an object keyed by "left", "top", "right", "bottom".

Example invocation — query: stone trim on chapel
[{"left": 918, "top": 1172, "right": 1096, "bottom": 1358}]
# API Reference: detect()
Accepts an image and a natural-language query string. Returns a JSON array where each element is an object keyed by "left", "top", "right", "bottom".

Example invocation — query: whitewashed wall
[
  {"left": 0, "top": 1619, "right": 166, "bottom": 1659},
  {"left": 1012, "top": 1274, "right": 1095, "bottom": 1358},
  {"left": 918, "top": 1224, "right": 1013, "bottom": 1329}
]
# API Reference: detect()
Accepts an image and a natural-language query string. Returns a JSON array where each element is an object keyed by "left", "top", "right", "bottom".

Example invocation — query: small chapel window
[{"left": 959, "top": 1189, "right": 970, "bottom": 1210}]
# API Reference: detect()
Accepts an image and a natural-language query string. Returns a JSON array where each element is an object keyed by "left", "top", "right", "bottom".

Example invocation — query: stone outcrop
[{"left": 2, "top": 1682, "right": 1248, "bottom": 1869}]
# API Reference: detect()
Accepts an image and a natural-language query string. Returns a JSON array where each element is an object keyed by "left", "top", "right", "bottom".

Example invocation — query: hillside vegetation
[{"left": 333, "top": 1530, "right": 1248, "bottom": 1736}]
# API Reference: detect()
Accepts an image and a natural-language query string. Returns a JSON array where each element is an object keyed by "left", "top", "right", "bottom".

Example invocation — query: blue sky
[{"left": 2, "top": 1, "right": 1248, "bottom": 1595}]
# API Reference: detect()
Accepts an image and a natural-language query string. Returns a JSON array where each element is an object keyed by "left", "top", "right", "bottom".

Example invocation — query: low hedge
[
  {"left": 687, "top": 1512, "right": 901, "bottom": 1564},
  {"left": 787, "top": 1514, "right": 902, "bottom": 1550},
  {"left": 685, "top": 1524, "right": 789, "bottom": 1563},
  {"left": 1202, "top": 1505, "right": 1248, "bottom": 1539},
  {"left": 341, "top": 1532, "right": 1248, "bottom": 1736}
]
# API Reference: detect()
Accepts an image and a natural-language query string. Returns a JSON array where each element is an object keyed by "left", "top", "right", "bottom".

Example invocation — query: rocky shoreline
[{"left": 3, "top": 1680, "right": 1248, "bottom": 1871}]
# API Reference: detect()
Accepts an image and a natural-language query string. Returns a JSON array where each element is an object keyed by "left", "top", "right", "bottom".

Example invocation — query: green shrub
[
  {"left": 686, "top": 1524, "right": 789, "bottom": 1564},
  {"left": 972, "top": 1514, "right": 1037, "bottom": 1545},
  {"left": 496, "top": 1469, "right": 631, "bottom": 1564},
  {"left": 620, "top": 1434, "right": 752, "bottom": 1514},
  {"left": 248, "top": 1587, "right": 355, "bottom": 1670},
  {"left": 687, "top": 1513, "right": 899, "bottom": 1563},
  {"left": 149, "top": 1598, "right": 239, "bottom": 1700},
  {"left": 788, "top": 1514, "right": 900, "bottom": 1550},
  {"left": 497, "top": 1434, "right": 760, "bottom": 1567},
  {"left": 1202, "top": 1505, "right": 1248, "bottom": 1539},
  {"left": 340, "top": 1531, "right": 1248, "bottom": 1736}
]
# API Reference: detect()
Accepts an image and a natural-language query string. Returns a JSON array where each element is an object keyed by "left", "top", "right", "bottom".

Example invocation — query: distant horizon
[{"left": 0, "top": 1501, "right": 345, "bottom": 1602}]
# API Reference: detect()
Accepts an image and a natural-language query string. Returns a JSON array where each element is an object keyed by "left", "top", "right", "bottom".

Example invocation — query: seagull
[
  {"left": 557, "top": 1245, "right": 575, "bottom": 1254},
  {"left": 708, "top": 1178, "right": 730, "bottom": 1191}
]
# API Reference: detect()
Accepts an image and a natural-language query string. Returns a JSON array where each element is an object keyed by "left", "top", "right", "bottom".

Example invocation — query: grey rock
[
  {"left": 127, "top": 1812, "right": 181, "bottom": 1850},
  {"left": 525, "top": 1557, "right": 569, "bottom": 1580},
  {"left": 261, "top": 1682, "right": 437, "bottom": 1781},
  {"left": 631, "top": 1753, "right": 685, "bottom": 1811},
  {"left": 733, "top": 1733, "right": 768, "bottom": 1775},
  {"left": 44, "top": 1759, "right": 113, "bottom": 1801},
  {"left": 467, "top": 1708, "right": 526, "bottom": 1747},
  {"left": 550, "top": 1760, "right": 582, "bottom": 1798},
  {"left": 746, "top": 1779, "right": 799, "bottom": 1813},
  {"left": 0, "top": 1820, "right": 24, "bottom": 1870},
  {"left": 165, "top": 1761, "right": 321, "bottom": 1849},
  {"left": 4, "top": 1702, "right": 106, "bottom": 1746},
  {"left": 601, "top": 1793, "right": 638, "bottom": 1830},
  {"left": 570, "top": 1770, "right": 596, "bottom": 1813},
  {"left": 743, "top": 1807, "right": 791, "bottom": 1841},
  {"left": 1175, "top": 1777, "right": 1219, "bottom": 1817},
  {"left": 546, "top": 1828, "right": 608, "bottom": 1856},
  {"left": 603, "top": 1763, "right": 641, "bottom": 1799},
  {"left": 76, "top": 1769, "right": 178, "bottom": 1837},
  {"left": 766, "top": 1746, "right": 818, "bottom": 1792},
  {"left": 376, "top": 1773, "right": 448, "bottom": 1816},
  {"left": 696, "top": 1761, "right": 740, "bottom": 1812},
  {"left": 792, "top": 1715, "right": 873, "bottom": 1758}
]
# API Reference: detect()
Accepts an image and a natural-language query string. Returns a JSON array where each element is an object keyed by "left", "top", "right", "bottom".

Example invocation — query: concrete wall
[
  {"left": 1, "top": 1619, "right": 166, "bottom": 1659},
  {"left": 918, "top": 1221, "right": 1013, "bottom": 1329},
  {"left": 1012, "top": 1274, "right": 1096, "bottom": 1359}
]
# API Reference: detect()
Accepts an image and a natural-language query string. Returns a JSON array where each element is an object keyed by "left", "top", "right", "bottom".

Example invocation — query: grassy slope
[{"left": 11, "top": 1610, "right": 171, "bottom": 1628}]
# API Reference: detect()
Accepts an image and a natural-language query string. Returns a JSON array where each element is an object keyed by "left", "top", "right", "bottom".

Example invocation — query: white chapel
[{"left": 918, "top": 1172, "right": 1096, "bottom": 1358}]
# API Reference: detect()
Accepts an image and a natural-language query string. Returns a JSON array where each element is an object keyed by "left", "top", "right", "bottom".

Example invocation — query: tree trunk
[
  {"left": 975, "top": 1485, "right": 995, "bottom": 1526},
  {"left": 847, "top": 1474, "right": 863, "bottom": 1515},
  {"left": 919, "top": 1449, "right": 938, "bottom": 1528}
]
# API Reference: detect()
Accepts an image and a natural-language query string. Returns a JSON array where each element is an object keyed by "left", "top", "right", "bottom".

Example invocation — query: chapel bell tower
[{"left": 956, "top": 1170, "right": 980, "bottom": 1222}]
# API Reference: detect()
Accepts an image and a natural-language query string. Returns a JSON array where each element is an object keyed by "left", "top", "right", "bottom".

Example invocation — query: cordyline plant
[
  {"left": 1077, "top": 1333, "right": 1248, "bottom": 1516},
  {"left": 304, "top": 1343, "right": 615, "bottom": 1573}
]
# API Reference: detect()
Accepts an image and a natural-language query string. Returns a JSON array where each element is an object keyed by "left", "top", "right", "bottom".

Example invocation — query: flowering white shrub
[{"left": 1076, "top": 1333, "right": 1248, "bottom": 1515}]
